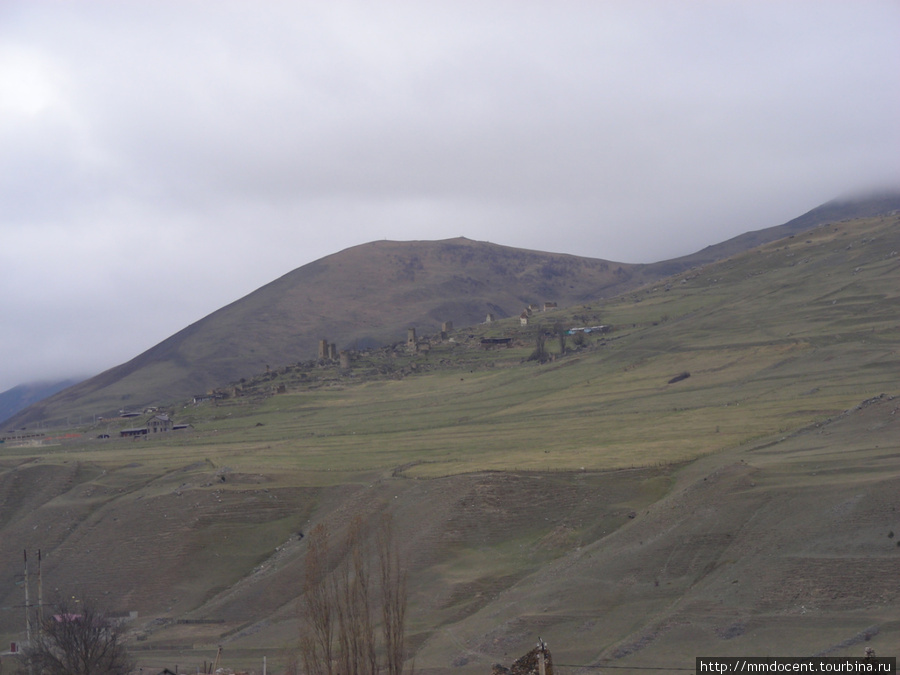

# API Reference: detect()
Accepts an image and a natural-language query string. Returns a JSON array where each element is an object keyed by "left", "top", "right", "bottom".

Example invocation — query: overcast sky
[{"left": 1, "top": 1, "right": 898, "bottom": 392}]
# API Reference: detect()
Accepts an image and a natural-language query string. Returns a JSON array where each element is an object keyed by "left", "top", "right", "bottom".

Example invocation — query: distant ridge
[
  {"left": 8, "top": 190, "right": 899, "bottom": 428},
  {"left": 0, "top": 379, "right": 83, "bottom": 428},
  {"left": 668, "top": 189, "right": 900, "bottom": 269}
]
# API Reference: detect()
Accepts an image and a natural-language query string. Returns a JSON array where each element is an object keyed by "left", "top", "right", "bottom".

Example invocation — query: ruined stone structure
[
  {"left": 482, "top": 338, "right": 513, "bottom": 349},
  {"left": 492, "top": 642, "right": 553, "bottom": 675},
  {"left": 318, "top": 339, "right": 337, "bottom": 361}
]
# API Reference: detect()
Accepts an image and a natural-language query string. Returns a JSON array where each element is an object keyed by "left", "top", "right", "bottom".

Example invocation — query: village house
[
  {"left": 147, "top": 414, "right": 173, "bottom": 433},
  {"left": 481, "top": 337, "right": 513, "bottom": 349}
]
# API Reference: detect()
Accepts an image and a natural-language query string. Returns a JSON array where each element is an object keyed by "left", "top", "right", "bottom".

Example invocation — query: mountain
[
  {"left": 0, "top": 379, "right": 83, "bottom": 428},
  {"left": 6, "top": 239, "right": 648, "bottom": 428},
  {"left": 1, "top": 208, "right": 897, "bottom": 671},
  {"left": 8, "top": 190, "right": 900, "bottom": 429},
  {"left": 663, "top": 189, "right": 900, "bottom": 271}
]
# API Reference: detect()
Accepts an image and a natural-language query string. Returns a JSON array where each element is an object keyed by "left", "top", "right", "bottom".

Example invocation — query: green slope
[
  {"left": 8, "top": 238, "right": 646, "bottom": 429},
  {"left": 0, "top": 212, "right": 898, "bottom": 673},
  {"left": 13, "top": 190, "right": 900, "bottom": 430}
]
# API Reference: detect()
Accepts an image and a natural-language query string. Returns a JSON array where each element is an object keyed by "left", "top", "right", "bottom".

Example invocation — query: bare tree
[
  {"left": 333, "top": 519, "right": 377, "bottom": 675},
  {"left": 299, "top": 515, "right": 408, "bottom": 675},
  {"left": 377, "top": 517, "right": 406, "bottom": 675},
  {"left": 528, "top": 330, "right": 547, "bottom": 363},
  {"left": 300, "top": 524, "right": 336, "bottom": 675},
  {"left": 554, "top": 322, "right": 567, "bottom": 357},
  {"left": 22, "top": 597, "right": 133, "bottom": 675}
]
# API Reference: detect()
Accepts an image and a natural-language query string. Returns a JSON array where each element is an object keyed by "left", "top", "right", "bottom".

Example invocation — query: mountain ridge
[
  {"left": 1, "top": 207, "right": 898, "bottom": 671},
  {"left": 5, "top": 237, "right": 645, "bottom": 427},
  {"left": 7, "top": 190, "right": 900, "bottom": 428},
  {"left": 0, "top": 378, "right": 84, "bottom": 427}
]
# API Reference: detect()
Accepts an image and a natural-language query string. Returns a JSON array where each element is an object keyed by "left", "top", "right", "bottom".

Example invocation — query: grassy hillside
[
  {"left": 0, "top": 213, "right": 898, "bottom": 674},
  {"left": 11, "top": 192, "right": 900, "bottom": 430},
  {"left": 668, "top": 189, "right": 900, "bottom": 269},
  {"left": 7, "top": 238, "right": 648, "bottom": 429}
]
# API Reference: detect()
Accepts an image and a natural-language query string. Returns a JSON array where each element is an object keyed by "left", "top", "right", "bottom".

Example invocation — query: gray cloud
[{"left": 1, "top": 0, "right": 898, "bottom": 392}]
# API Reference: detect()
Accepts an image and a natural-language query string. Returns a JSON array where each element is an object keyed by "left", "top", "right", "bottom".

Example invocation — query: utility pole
[
  {"left": 24, "top": 549, "right": 36, "bottom": 675},
  {"left": 38, "top": 549, "right": 43, "bottom": 626},
  {"left": 23, "top": 551, "right": 31, "bottom": 646}
]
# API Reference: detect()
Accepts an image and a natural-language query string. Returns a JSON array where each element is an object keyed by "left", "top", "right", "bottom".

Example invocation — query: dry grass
[{"left": 1, "top": 215, "right": 898, "bottom": 673}]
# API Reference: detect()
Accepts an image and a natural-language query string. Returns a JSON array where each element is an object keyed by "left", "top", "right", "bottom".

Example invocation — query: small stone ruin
[{"left": 492, "top": 640, "right": 553, "bottom": 675}]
